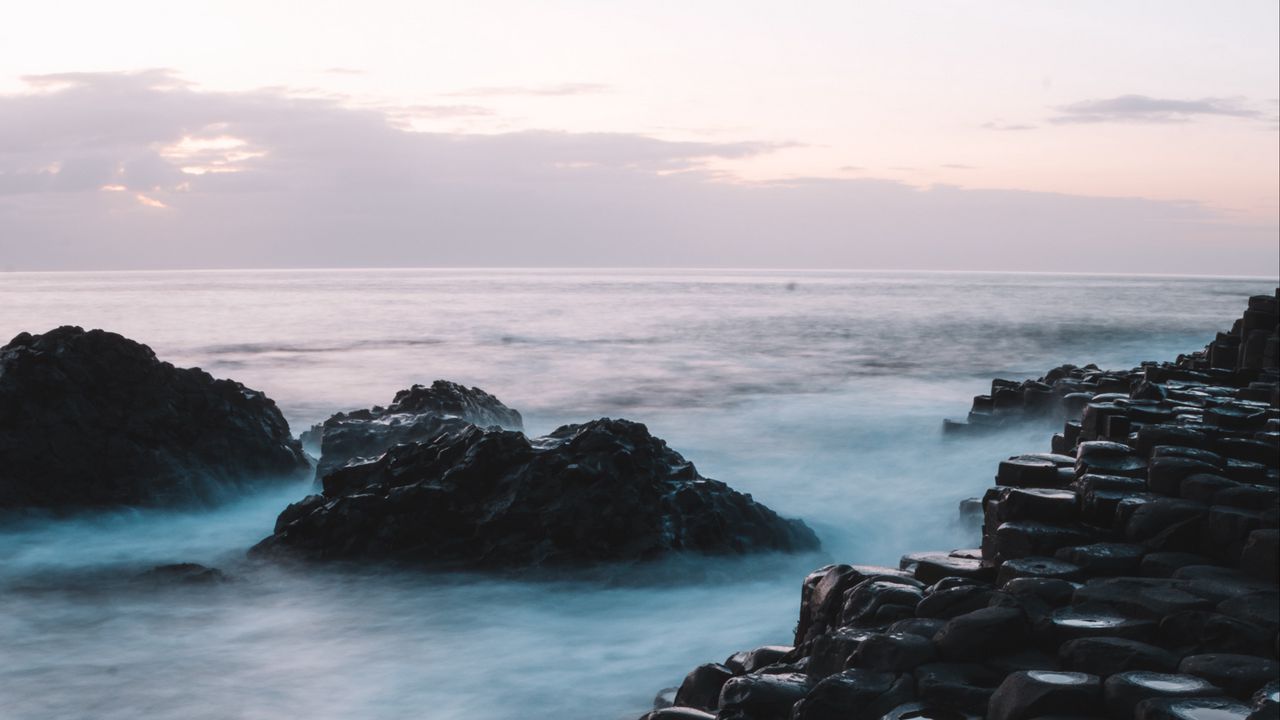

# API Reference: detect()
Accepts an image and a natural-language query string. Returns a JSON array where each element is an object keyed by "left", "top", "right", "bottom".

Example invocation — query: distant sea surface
[{"left": 0, "top": 269, "right": 1273, "bottom": 720}]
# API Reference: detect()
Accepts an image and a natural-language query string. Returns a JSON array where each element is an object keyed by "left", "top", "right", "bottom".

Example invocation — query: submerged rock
[
  {"left": 311, "top": 380, "right": 524, "bottom": 479},
  {"left": 253, "top": 418, "right": 818, "bottom": 567},
  {"left": 0, "top": 326, "right": 308, "bottom": 508}
]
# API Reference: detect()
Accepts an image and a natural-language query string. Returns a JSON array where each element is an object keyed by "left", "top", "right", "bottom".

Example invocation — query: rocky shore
[{"left": 640, "top": 291, "right": 1280, "bottom": 720}]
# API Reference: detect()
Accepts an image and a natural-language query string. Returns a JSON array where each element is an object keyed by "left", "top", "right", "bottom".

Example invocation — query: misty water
[{"left": 0, "top": 269, "right": 1273, "bottom": 719}]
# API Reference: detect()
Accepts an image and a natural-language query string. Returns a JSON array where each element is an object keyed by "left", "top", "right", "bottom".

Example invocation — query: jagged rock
[
  {"left": 0, "top": 326, "right": 308, "bottom": 508},
  {"left": 312, "top": 380, "right": 524, "bottom": 478},
  {"left": 1072, "top": 577, "right": 1213, "bottom": 619},
  {"left": 1046, "top": 607, "right": 1158, "bottom": 645},
  {"left": 1240, "top": 530, "right": 1279, "bottom": 582},
  {"left": 807, "top": 627, "right": 877, "bottom": 680},
  {"left": 254, "top": 418, "right": 818, "bottom": 567}
]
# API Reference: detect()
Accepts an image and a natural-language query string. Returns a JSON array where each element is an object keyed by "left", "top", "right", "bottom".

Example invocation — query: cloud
[
  {"left": 981, "top": 121, "right": 1036, "bottom": 131},
  {"left": 444, "top": 83, "right": 611, "bottom": 97},
  {"left": 0, "top": 71, "right": 1275, "bottom": 276},
  {"left": 941, "top": 164, "right": 976, "bottom": 170},
  {"left": 838, "top": 165, "right": 864, "bottom": 172},
  {"left": 1051, "top": 95, "right": 1261, "bottom": 124}
]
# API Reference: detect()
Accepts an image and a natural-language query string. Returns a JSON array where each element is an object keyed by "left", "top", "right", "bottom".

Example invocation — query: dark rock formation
[
  {"left": 254, "top": 418, "right": 818, "bottom": 567},
  {"left": 0, "top": 326, "right": 308, "bottom": 508},
  {"left": 310, "top": 380, "right": 523, "bottom": 479},
  {"left": 638, "top": 290, "right": 1279, "bottom": 720}
]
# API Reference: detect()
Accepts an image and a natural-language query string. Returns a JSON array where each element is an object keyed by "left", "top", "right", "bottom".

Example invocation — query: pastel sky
[{"left": 1, "top": 0, "right": 1277, "bottom": 273}]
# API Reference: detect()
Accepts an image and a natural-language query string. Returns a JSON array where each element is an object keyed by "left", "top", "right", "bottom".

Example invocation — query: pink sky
[{"left": 1, "top": 1, "right": 1276, "bottom": 273}]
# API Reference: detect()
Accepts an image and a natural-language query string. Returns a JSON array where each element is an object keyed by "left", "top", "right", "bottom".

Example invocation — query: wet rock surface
[
  {"left": 640, "top": 291, "right": 1278, "bottom": 720},
  {"left": 254, "top": 417, "right": 818, "bottom": 567},
  {"left": 309, "top": 380, "right": 524, "bottom": 479},
  {"left": 0, "top": 326, "right": 308, "bottom": 508}
]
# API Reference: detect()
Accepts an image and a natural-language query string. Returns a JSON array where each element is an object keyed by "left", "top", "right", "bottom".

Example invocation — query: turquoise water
[{"left": 0, "top": 269, "right": 1272, "bottom": 719}]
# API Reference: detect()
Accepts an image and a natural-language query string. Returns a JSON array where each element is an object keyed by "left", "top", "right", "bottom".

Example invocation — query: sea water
[{"left": 0, "top": 269, "right": 1272, "bottom": 719}]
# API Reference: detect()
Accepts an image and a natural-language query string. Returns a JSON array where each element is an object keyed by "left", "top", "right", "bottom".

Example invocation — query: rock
[
  {"left": 1216, "top": 592, "right": 1280, "bottom": 633},
  {"left": 132, "top": 562, "right": 227, "bottom": 586},
  {"left": 1126, "top": 499, "right": 1209, "bottom": 545},
  {"left": 311, "top": 380, "right": 524, "bottom": 479},
  {"left": 790, "top": 669, "right": 913, "bottom": 720},
  {"left": 998, "top": 488, "right": 1080, "bottom": 524},
  {"left": 1178, "top": 474, "right": 1237, "bottom": 504},
  {"left": 933, "top": 607, "right": 1029, "bottom": 660},
  {"left": 1103, "top": 672, "right": 1223, "bottom": 720},
  {"left": 1177, "top": 654, "right": 1280, "bottom": 700},
  {"left": 1202, "top": 506, "right": 1266, "bottom": 565},
  {"left": 994, "top": 523, "right": 1095, "bottom": 562},
  {"left": 1002, "top": 578, "right": 1079, "bottom": 608},
  {"left": 1046, "top": 607, "right": 1158, "bottom": 645},
  {"left": 887, "top": 618, "right": 948, "bottom": 639},
  {"left": 987, "top": 670, "right": 1102, "bottom": 720},
  {"left": 841, "top": 578, "right": 926, "bottom": 627},
  {"left": 725, "top": 646, "right": 792, "bottom": 675},
  {"left": 1072, "top": 578, "right": 1213, "bottom": 619},
  {"left": 998, "top": 557, "right": 1086, "bottom": 586},
  {"left": 640, "top": 708, "right": 715, "bottom": 720},
  {"left": 916, "top": 662, "right": 1008, "bottom": 714},
  {"left": 653, "top": 686, "right": 678, "bottom": 709},
  {"left": 916, "top": 585, "right": 997, "bottom": 619},
  {"left": 1055, "top": 544, "right": 1145, "bottom": 576},
  {"left": 1139, "top": 552, "right": 1212, "bottom": 578},
  {"left": 848, "top": 632, "right": 936, "bottom": 672},
  {"left": 1135, "top": 696, "right": 1253, "bottom": 720},
  {"left": 253, "top": 418, "right": 819, "bottom": 567},
  {"left": 1251, "top": 680, "right": 1279, "bottom": 718},
  {"left": 1077, "top": 441, "right": 1147, "bottom": 478},
  {"left": 1158, "top": 612, "right": 1274, "bottom": 657},
  {"left": 1240, "top": 530, "right": 1279, "bottom": 582},
  {"left": 880, "top": 701, "right": 981, "bottom": 719},
  {"left": 674, "top": 663, "right": 734, "bottom": 711},
  {"left": 906, "top": 552, "right": 996, "bottom": 585},
  {"left": 999, "top": 457, "right": 1066, "bottom": 488},
  {"left": 717, "top": 672, "right": 814, "bottom": 720},
  {"left": 1058, "top": 638, "right": 1180, "bottom": 675},
  {"left": 0, "top": 326, "right": 308, "bottom": 507},
  {"left": 1148, "top": 457, "right": 1223, "bottom": 495},
  {"left": 795, "top": 565, "right": 913, "bottom": 645},
  {"left": 807, "top": 627, "right": 877, "bottom": 680}
]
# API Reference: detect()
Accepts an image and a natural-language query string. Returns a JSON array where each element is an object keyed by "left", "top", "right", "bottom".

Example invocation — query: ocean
[{"left": 0, "top": 269, "right": 1273, "bottom": 719}]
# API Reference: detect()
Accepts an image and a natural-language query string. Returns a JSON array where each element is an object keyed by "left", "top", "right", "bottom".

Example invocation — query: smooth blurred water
[{"left": 0, "top": 269, "right": 1273, "bottom": 719}]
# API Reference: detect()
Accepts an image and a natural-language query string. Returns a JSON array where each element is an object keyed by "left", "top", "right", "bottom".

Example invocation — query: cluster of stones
[
  {"left": 944, "top": 293, "right": 1280, "bottom": 435},
  {"left": 253, "top": 384, "right": 818, "bottom": 566},
  {"left": 642, "top": 291, "right": 1279, "bottom": 720}
]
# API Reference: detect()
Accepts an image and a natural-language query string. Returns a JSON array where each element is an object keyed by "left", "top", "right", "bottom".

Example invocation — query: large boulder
[
  {"left": 310, "top": 380, "right": 524, "bottom": 478},
  {"left": 253, "top": 418, "right": 819, "bottom": 567},
  {"left": 0, "top": 326, "right": 308, "bottom": 507}
]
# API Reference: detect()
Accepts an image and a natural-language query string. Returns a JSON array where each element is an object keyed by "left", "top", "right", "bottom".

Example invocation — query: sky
[{"left": 0, "top": 0, "right": 1277, "bottom": 274}]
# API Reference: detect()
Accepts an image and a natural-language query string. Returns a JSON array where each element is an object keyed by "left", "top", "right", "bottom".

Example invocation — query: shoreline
[{"left": 640, "top": 290, "right": 1280, "bottom": 720}]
